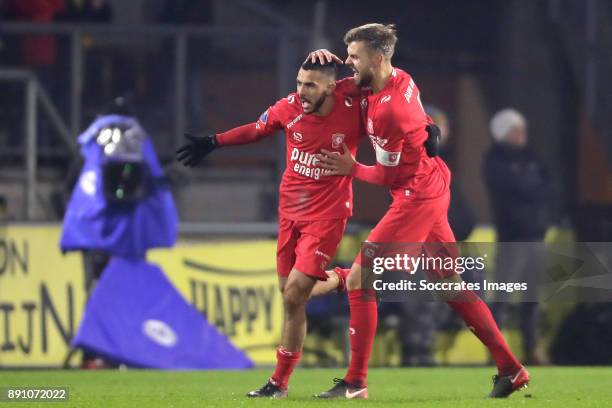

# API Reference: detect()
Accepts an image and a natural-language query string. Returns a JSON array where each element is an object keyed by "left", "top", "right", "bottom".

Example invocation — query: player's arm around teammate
[{"left": 308, "top": 24, "right": 528, "bottom": 400}]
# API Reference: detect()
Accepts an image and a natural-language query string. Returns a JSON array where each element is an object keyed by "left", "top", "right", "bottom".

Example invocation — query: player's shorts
[
  {"left": 277, "top": 217, "right": 347, "bottom": 280},
  {"left": 356, "top": 190, "right": 458, "bottom": 279}
]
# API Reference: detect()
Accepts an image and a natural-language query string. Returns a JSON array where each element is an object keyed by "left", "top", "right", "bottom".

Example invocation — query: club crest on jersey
[
  {"left": 345, "top": 97, "right": 353, "bottom": 107},
  {"left": 367, "top": 118, "right": 374, "bottom": 134},
  {"left": 380, "top": 95, "right": 392, "bottom": 103},
  {"left": 293, "top": 132, "right": 303, "bottom": 142},
  {"left": 259, "top": 109, "right": 269, "bottom": 124},
  {"left": 331, "top": 133, "right": 345, "bottom": 149}
]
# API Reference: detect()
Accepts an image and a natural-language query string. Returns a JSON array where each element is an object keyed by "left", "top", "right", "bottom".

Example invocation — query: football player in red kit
[
  {"left": 176, "top": 60, "right": 364, "bottom": 398},
  {"left": 311, "top": 24, "right": 529, "bottom": 399}
]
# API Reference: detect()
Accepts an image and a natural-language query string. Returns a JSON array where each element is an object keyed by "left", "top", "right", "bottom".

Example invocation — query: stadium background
[{"left": 1, "top": 0, "right": 611, "bottom": 394}]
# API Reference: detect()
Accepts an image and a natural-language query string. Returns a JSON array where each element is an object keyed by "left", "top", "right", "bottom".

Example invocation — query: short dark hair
[
  {"left": 344, "top": 23, "right": 398, "bottom": 58},
  {"left": 300, "top": 60, "right": 338, "bottom": 77}
]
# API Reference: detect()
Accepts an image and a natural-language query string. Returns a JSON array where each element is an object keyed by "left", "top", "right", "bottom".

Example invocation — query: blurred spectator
[
  {"left": 484, "top": 109, "right": 552, "bottom": 242},
  {"left": 57, "top": 0, "right": 112, "bottom": 23},
  {"left": 4, "top": 0, "right": 66, "bottom": 149},
  {"left": 483, "top": 108, "right": 553, "bottom": 365},
  {"left": 4, "top": 0, "right": 65, "bottom": 66}
]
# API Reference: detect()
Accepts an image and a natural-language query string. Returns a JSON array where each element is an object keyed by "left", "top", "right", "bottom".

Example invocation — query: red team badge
[{"left": 332, "top": 133, "right": 345, "bottom": 149}]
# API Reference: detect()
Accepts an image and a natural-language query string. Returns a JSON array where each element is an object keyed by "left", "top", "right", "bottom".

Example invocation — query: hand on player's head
[{"left": 306, "top": 49, "right": 343, "bottom": 65}]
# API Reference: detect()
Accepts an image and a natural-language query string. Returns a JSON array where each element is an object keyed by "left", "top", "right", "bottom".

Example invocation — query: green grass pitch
[{"left": 1, "top": 367, "right": 610, "bottom": 407}]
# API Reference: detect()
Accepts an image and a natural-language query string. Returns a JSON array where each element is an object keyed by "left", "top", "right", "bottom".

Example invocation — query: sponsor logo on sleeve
[
  {"left": 345, "top": 97, "right": 353, "bottom": 107},
  {"left": 286, "top": 113, "right": 304, "bottom": 129},
  {"left": 380, "top": 95, "right": 392, "bottom": 103},
  {"left": 293, "top": 132, "right": 303, "bottom": 142},
  {"left": 404, "top": 78, "right": 416, "bottom": 103},
  {"left": 287, "top": 95, "right": 296, "bottom": 104},
  {"left": 259, "top": 109, "right": 269, "bottom": 124}
]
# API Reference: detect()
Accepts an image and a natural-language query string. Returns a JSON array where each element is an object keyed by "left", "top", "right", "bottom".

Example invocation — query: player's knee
[{"left": 282, "top": 285, "right": 308, "bottom": 313}]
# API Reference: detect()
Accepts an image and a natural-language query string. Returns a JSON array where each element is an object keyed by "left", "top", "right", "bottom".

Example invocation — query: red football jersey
[
  {"left": 362, "top": 68, "right": 451, "bottom": 200},
  {"left": 255, "top": 83, "right": 364, "bottom": 220}
]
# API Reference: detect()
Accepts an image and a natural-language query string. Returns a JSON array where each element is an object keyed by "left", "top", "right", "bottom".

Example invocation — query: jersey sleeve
[
  {"left": 372, "top": 102, "right": 405, "bottom": 167},
  {"left": 349, "top": 102, "right": 403, "bottom": 186},
  {"left": 352, "top": 162, "right": 400, "bottom": 186},
  {"left": 255, "top": 96, "right": 290, "bottom": 135},
  {"left": 354, "top": 76, "right": 430, "bottom": 186},
  {"left": 216, "top": 96, "right": 290, "bottom": 146},
  {"left": 389, "top": 77, "right": 430, "bottom": 148}
]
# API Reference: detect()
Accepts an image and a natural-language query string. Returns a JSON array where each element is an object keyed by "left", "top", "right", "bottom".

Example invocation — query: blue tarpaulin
[{"left": 72, "top": 257, "right": 253, "bottom": 369}]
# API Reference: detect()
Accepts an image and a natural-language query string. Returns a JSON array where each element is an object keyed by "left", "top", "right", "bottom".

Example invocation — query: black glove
[
  {"left": 424, "top": 124, "right": 441, "bottom": 158},
  {"left": 176, "top": 133, "right": 218, "bottom": 167}
]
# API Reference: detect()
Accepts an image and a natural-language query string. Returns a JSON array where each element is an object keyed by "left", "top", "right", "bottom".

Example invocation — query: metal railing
[
  {"left": 1, "top": 22, "right": 310, "bottom": 221},
  {"left": 0, "top": 68, "right": 77, "bottom": 219},
  {"left": 2, "top": 22, "right": 307, "bottom": 142}
]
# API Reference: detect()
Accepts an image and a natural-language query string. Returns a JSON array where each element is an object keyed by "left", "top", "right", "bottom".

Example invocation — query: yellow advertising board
[
  {"left": 0, "top": 225, "right": 282, "bottom": 367},
  {"left": 0, "top": 225, "right": 84, "bottom": 367},
  {"left": 1, "top": 224, "right": 569, "bottom": 368},
  {"left": 149, "top": 242, "right": 283, "bottom": 364}
]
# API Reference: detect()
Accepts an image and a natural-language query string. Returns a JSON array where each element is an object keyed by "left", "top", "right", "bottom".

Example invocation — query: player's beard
[
  {"left": 302, "top": 94, "right": 326, "bottom": 114},
  {"left": 354, "top": 69, "right": 373, "bottom": 87}
]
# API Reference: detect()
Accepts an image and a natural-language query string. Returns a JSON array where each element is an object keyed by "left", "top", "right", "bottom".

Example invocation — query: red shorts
[
  {"left": 277, "top": 217, "right": 347, "bottom": 280},
  {"left": 357, "top": 190, "right": 457, "bottom": 279}
]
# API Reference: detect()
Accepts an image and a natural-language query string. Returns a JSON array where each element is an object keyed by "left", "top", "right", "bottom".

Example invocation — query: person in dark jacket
[{"left": 483, "top": 108, "right": 553, "bottom": 365}]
